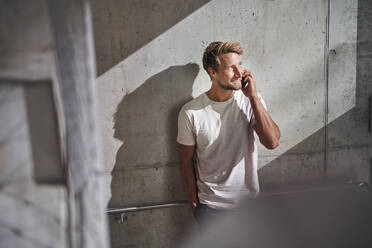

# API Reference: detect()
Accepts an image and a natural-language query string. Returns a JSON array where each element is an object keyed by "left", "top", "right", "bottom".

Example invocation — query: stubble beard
[{"left": 217, "top": 79, "right": 241, "bottom": 91}]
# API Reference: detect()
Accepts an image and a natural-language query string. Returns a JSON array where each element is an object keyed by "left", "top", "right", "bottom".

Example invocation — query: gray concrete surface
[
  {"left": 109, "top": 207, "right": 196, "bottom": 248},
  {"left": 92, "top": 0, "right": 371, "bottom": 247}
]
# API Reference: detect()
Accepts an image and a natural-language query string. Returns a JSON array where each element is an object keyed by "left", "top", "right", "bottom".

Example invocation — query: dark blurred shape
[
  {"left": 185, "top": 182, "right": 372, "bottom": 248},
  {"left": 24, "top": 81, "right": 65, "bottom": 184}
]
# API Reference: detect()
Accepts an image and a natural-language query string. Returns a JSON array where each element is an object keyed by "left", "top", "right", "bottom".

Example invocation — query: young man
[{"left": 177, "top": 41, "right": 280, "bottom": 226}]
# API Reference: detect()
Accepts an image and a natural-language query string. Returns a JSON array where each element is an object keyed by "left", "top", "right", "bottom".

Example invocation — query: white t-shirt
[{"left": 177, "top": 90, "right": 267, "bottom": 210}]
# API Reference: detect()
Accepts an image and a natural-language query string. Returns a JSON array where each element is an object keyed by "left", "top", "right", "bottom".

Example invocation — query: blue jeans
[{"left": 193, "top": 203, "right": 228, "bottom": 229}]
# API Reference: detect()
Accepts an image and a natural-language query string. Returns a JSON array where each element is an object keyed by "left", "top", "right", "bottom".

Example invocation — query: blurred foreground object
[
  {"left": 184, "top": 182, "right": 372, "bottom": 248},
  {"left": 0, "top": 1, "right": 109, "bottom": 247}
]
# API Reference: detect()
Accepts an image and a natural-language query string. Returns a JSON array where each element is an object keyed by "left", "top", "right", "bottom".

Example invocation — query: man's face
[{"left": 212, "top": 52, "right": 243, "bottom": 90}]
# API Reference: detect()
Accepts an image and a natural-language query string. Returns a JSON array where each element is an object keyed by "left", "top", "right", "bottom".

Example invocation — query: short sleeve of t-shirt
[
  {"left": 249, "top": 93, "right": 268, "bottom": 126},
  {"left": 177, "top": 106, "right": 195, "bottom": 146}
]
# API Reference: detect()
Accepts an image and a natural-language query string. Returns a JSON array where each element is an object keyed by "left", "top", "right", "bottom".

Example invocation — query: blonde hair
[{"left": 202, "top": 41, "right": 243, "bottom": 74}]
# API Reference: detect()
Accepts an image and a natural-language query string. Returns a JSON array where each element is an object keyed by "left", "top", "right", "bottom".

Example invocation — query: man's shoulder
[
  {"left": 180, "top": 93, "right": 207, "bottom": 112},
  {"left": 234, "top": 91, "right": 265, "bottom": 108}
]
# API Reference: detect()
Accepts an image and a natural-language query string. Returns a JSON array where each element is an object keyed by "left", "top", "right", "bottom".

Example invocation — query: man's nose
[{"left": 235, "top": 68, "right": 242, "bottom": 78}]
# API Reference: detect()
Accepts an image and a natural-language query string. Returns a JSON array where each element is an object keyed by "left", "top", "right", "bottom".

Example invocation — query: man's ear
[{"left": 207, "top": 67, "right": 216, "bottom": 79}]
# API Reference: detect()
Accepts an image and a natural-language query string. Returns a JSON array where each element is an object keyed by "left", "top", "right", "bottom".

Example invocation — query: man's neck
[{"left": 206, "top": 83, "right": 234, "bottom": 102}]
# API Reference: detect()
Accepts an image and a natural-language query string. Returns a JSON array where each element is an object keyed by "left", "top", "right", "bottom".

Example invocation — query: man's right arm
[{"left": 178, "top": 143, "right": 198, "bottom": 212}]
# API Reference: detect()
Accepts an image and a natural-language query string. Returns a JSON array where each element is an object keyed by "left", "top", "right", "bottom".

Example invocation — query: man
[{"left": 177, "top": 41, "right": 280, "bottom": 226}]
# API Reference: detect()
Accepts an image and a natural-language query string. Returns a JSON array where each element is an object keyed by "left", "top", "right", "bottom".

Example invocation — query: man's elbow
[
  {"left": 263, "top": 137, "right": 280, "bottom": 150},
  {"left": 267, "top": 128, "right": 281, "bottom": 149},
  {"left": 267, "top": 140, "right": 279, "bottom": 149}
]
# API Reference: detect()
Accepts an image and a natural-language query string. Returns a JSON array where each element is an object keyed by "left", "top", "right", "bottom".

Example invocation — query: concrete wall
[
  {"left": 92, "top": 0, "right": 372, "bottom": 247},
  {"left": 260, "top": 0, "right": 371, "bottom": 188}
]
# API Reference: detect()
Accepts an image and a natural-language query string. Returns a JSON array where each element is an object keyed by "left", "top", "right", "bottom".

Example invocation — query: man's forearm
[
  {"left": 249, "top": 96, "right": 280, "bottom": 149},
  {"left": 179, "top": 160, "right": 198, "bottom": 208}
]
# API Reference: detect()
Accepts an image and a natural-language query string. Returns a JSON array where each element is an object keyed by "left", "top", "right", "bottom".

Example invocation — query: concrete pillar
[{"left": 0, "top": 1, "right": 110, "bottom": 247}]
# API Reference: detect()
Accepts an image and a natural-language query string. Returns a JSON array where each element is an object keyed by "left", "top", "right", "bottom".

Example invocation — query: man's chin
[
  {"left": 232, "top": 82, "right": 242, "bottom": 90},
  {"left": 217, "top": 81, "right": 241, "bottom": 90},
  {"left": 228, "top": 85, "right": 241, "bottom": 91},
  {"left": 230, "top": 84, "right": 241, "bottom": 91}
]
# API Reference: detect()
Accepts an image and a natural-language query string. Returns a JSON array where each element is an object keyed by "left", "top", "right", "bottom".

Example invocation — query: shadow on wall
[
  {"left": 91, "top": 0, "right": 210, "bottom": 76},
  {"left": 259, "top": 108, "right": 370, "bottom": 191},
  {"left": 107, "top": 63, "right": 199, "bottom": 247},
  {"left": 110, "top": 63, "right": 199, "bottom": 208},
  {"left": 259, "top": 0, "right": 372, "bottom": 190}
]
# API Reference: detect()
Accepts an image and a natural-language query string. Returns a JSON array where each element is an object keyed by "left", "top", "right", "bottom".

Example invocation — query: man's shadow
[
  {"left": 108, "top": 63, "right": 199, "bottom": 246},
  {"left": 111, "top": 63, "right": 199, "bottom": 206}
]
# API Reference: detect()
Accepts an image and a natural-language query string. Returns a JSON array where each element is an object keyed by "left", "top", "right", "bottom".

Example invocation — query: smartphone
[{"left": 241, "top": 76, "right": 249, "bottom": 88}]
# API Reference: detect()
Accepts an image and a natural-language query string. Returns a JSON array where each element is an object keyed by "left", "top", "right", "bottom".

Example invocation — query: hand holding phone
[
  {"left": 240, "top": 70, "right": 258, "bottom": 98},
  {"left": 241, "top": 75, "right": 249, "bottom": 89}
]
